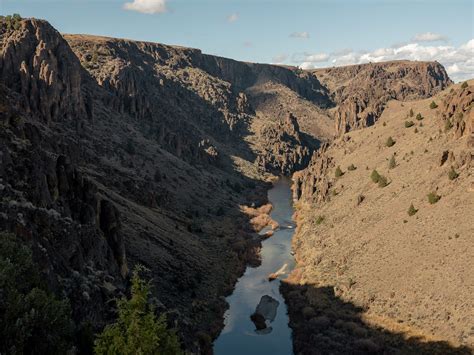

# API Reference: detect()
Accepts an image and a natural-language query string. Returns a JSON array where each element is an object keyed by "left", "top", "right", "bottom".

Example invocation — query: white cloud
[
  {"left": 322, "top": 39, "right": 474, "bottom": 82},
  {"left": 272, "top": 54, "right": 288, "bottom": 64},
  {"left": 412, "top": 32, "right": 447, "bottom": 42},
  {"left": 227, "top": 13, "right": 239, "bottom": 23},
  {"left": 304, "top": 53, "right": 329, "bottom": 62},
  {"left": 123, "top": 0, "right": 167, "bottom": 14},
  {"left": 292, "top": 52, "right": 329, "bottom": 64},
  {"left": 290, "top": 32, "right": 310, "bottom": 39}
]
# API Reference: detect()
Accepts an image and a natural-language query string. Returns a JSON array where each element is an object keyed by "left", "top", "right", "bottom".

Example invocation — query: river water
[{"left": 214, "top": 178, "right": 295, "bottom": 355}]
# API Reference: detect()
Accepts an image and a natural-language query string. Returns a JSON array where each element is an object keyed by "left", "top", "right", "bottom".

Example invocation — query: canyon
[{"left": 1, "top": 16, "right": 472, "bottom": 354}]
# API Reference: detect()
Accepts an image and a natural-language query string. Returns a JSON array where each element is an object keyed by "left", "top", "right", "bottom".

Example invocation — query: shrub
[
  {"left": 409, "top": 108, "right": 414, "bottom": 117},
  {"left": 407, "top": 203, "right": 418, "bottom": 216},
  {"left": 378, "top": 175, "right": 388, "bottom": 188},
  {"left": 347, "top": 164, "right": 357, "bottom": 171},
  {"left": 385, "top": 136, "right": 396, "bottom": 147},
  {"left": 315, "top": 216, "right": 325, "bottom": 225},
  {"left": 3, "top": 13, "right": 22, "bottom": 31},
  {"left": 461, "top": 81, "right": 468, "bottom": 89},
  {"left": 414, "top": 128, "right": 418, "bottom": 133},
  {"left": 405, "top": 121, "right": 414, "bottom": 128},
  {"left": 370, "top": 169, "right": 381, "bottom": 183},
  {"left": 444, "top": 119, "right": 453, "bottom": 131},
  {"left": 448, "top": 167, "right": 459, "bottom": 180},
  {"left": 415, "top": 113, "right": 423, "bottom": 121},
  {"left": 427, "top": 192, "right": 441, "bottom": 204},
  {"left": 388, "top": 155, "right": 396, "bottom": 169},
  {"left": 95, "top": 267, "right": 182, "bottom": 355},
  {"left": 0, "top": 233, "right": 73, "bottom": 354},
  {"left": 429, "top": 101, "right": 438, "bottom": 109},
  {"left": 335, "top": 166, "right": 343, "bottom": 178}
]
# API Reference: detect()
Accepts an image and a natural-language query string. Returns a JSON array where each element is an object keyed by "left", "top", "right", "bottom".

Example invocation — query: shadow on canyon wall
[{"left": 281, "top": 282, "right": 472, "bottom": 355}]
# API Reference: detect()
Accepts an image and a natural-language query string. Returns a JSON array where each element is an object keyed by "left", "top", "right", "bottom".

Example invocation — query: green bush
[
  {"left": 407, "top": 203, "right": 418, "bottom": 216},
  {"left": 371, "top": 169, "right": 381, "bottom": 183},
  {"left": 0, "top": 233, "right": 73, "bottom": 354},
  {"left": 315, "top": 216, "right": 325, "bottom": 225},
  {"left": 95, "top": 267, "right": 182, "bottom": 355},
  {"left": 347, "top": 164, "right": 357, "bottom": 171},
  {"left": 378, "top": 175, "right": 388, "bottom": 188},
  {"left": 335, "top": 166, "right": 343, "bottom": 178},
  {"left": 427, "top": 192, "right": 441, "bottom": 204},
  {"left": 448, "top": 167, "right": 459, "bottom": 180},
  {"left": 415, "top": 113, "right": 423, "bottom": 121},
  {"left": 385, "top": 136, "right": 396, "bottom": 147},
  {"left": 405, "top": 121, "right": 414, "bottom": 128},
  {"left": 429, "top": 101, "right": 438, "bottom": 109},
  {"left": 3, "top": 13, "right": 22, "bottom": 31},
  {"left": 409, "top": 108, "right": 414, "bottom": 117},
  {"left": 444, "top": 119, "right": 453, "bottom": 131},
  {"left": 388, "top": 155, "right": 396, "bottom": 169},
  {"left": 461, "top": 81, "right": 468, "bottom": 89}
]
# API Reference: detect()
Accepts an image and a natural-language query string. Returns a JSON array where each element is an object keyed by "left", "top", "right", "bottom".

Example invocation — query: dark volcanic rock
[{"left": 256, "top": 113, "right": 313, "bottom": 175}]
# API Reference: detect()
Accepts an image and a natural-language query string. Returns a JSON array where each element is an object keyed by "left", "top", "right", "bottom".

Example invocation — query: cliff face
[
  {"left": 441, "top": 84, "right": 474, "bottom": 141},
  {"left": 0, "top": 19, "right": 90, "bottom": 122},
  {"left": 312, "top": 61, "right": 452, "bottom": 136},
  {"left": 0, "top": 17, "right": 457, "bottom": 354}
]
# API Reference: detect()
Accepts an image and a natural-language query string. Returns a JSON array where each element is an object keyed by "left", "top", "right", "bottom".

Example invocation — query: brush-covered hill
[{"left": 285, "top": 80, "right": 473, "bottom": 354}]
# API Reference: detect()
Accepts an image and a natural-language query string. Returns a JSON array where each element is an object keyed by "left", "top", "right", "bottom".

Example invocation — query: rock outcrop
[
  {"left": 256, "top": 113, "right": 313, "bottom": 175},
  {"left": 441, "top": 83, "right": 474, "bottom": 140},
  {"left": 312, "top": 61, "right": 452, "bottom": 136},
  {"left": 0, "top": 19, "right": 91, "bottom": 122},
  {"left": 293, "top": 144, "right": 333, "bottom": 203}
]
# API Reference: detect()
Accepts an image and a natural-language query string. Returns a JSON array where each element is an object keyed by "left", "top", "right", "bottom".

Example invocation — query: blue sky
[{"left": 2, "top": 0, "right": 473, "bottom": 81}]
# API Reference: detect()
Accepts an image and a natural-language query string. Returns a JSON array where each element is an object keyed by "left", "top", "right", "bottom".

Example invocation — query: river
[{"left": 214, "top": 177, "right": 295, "bottom": 355}]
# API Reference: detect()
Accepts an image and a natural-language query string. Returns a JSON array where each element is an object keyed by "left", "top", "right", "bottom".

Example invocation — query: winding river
[{"left": 214, "top": 178, "right": 295, "bottom": 355}]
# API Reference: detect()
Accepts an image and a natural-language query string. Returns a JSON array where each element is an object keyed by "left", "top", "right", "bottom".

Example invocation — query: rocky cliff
[
  {"left": 0, "top": 16, "right": 456, "bottom": 354},
  {"left": 312, "top": 61, "right": 452, "bottom": 136}
]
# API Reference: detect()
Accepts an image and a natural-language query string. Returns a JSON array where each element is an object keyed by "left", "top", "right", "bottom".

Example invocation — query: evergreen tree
[{"left": 95, "top": 267, "right": 182, "bottom": 355}]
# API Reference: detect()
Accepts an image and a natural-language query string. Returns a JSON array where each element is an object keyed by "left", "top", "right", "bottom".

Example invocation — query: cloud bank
[
  {"left": 295, "top": 39, "right": 474, "bottom": 82},
  {"left": 123, "top": 0, "right": 167, "bottom": 14}
]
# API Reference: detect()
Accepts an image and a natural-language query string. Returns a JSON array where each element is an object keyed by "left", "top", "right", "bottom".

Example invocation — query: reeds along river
[{"left": 214, "top": 177, "right": 296, "bottom": 355}]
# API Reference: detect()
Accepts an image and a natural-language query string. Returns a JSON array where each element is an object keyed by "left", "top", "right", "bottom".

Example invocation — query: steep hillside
[
  {"left": 285, "top": 81, "right": 473, "bottom": 354},
  {"left": 0, "top": 16, "right": 455, "bottom": 354}
]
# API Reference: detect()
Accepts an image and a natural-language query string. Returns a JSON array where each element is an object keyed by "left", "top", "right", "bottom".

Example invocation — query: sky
[{"left": 2, "top": 0, "right": 473, "bottom": 81}]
